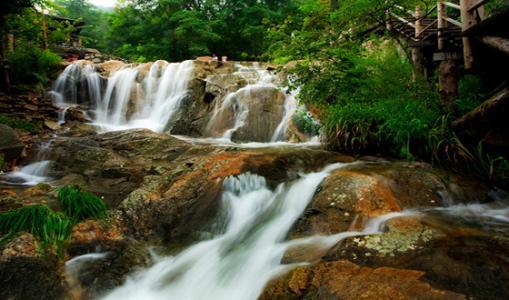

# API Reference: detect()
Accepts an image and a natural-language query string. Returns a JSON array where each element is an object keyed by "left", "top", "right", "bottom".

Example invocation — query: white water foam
[
  {"left": 2, "top": 161, "right": 52, "bottom": 186},
  {"left": 98, "top": 163, "right": 410, "bottom": 300}
]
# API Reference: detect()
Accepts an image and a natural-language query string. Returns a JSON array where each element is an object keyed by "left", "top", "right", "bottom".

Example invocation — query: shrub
[
  {"left": 292, "top": 109, "right": 321, "bottom": 136},
  {"left": 7, "top": 46, "right": 62, "bottom": 86},
  {"left": 58, "top": 185, "right": 108, "bottom": 223},
  {"left": 0, "top": 114, "right": 39, "bottom": 133},
  {"left": 455, "top": 75, "right": 485, "bottom": 116},
  {"left": 289, "top": 39, "right": 439, "bottom": 160}
]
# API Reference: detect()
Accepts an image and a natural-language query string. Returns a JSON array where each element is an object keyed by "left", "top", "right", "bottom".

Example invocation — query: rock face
[
  {"left": 44, "top": 129, "right": 347, "bottom": 245},
  {"left": 173, "top": 61, "right": 292, "bottom": 142},
  {"left": 0, "top": 234, "right": 67, "bottom": 300},
  {"left": 1, "top": 127, "right": 507, "bottom": 300},
  {"left": 260, "top": 260, "right": 465, "bottom": 300},
  {"left": 0, "top": 124, "right": 23, "bottom": 164}
]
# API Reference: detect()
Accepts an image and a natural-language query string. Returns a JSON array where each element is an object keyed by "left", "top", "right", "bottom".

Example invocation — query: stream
[{"left": 1, "top": 59, "right": 508, "bottom": 300}]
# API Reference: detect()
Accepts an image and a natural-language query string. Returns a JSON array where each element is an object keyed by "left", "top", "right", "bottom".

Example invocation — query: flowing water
[
  {"left": 96, "top": 163, "right": 409, "bottom": 300},
  {"left": 1, "top": 160, "right": 52, "bottom": 186},
  {"left": 49, "top": 60, "right": 310, "bottom": 143},
  {"left": 9, "top": 59, "right": 506, "bottom": 299}
]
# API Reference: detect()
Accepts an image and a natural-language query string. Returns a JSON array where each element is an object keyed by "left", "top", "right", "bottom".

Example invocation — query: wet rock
[
  {"left": 66, "top": 220, "right": 151, "bottom": 299},
  {"left": 291, "top": 161, "right": 491, "bottom": 239},
  {"left": 97, "top": 60, "right": 125, "bottom": 77},
  {"left": 0, "top": 233, "right": 67, "bottom": 300},
  {"left": 231, "top": 86, "right": 286, "bottom": 142},
  {"left": 260, "top": 260, "right": 465, "bottom": 300},
  {"left": 44, "top": 120, "right": 61, "bottom": 131}
]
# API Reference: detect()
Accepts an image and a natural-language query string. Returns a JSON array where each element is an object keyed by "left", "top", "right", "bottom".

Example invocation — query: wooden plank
[
  {"left": 452, "top": 87, "right": 509, "bottom": 137},
  {"left": 445, "top": 17, "right": 462, "bottom": 27},
  {"left": 481, "top": 36, "right": 509, "bottom": 55},
  {"left": 417, "top": 19, "right": 438, "bottom": 37},
  {"left": 444, "top": 1, "right": 461, "bottom": 10},
  {"left": 468, "top": 0, "right": 489, "bottom": 12},
  {"left": 390, "top": 12, "right": 416, "bottom": 28},
  {"left": 433, "top": 52, "right": 463, "bottom": 61}
]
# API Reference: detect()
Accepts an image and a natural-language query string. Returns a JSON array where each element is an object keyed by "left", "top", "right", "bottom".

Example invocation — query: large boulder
[
  {"left": 0, "top": 124, "right": 23, "bottom": 165},
  {"left": 260, "top": 260, "right": 465, "bottom": 300},
  {"left": 264, "top": 160, "right": 509, "bottom": 300},
  {"left": 0, "top": 234, "right": 67, "bottom": 300}
]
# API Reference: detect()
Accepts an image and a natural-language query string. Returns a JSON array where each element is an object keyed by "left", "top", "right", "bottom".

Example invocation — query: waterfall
[
  {"left": 98, "top": 163, "right": 404, "bottom": 300},
  {"left": 49, "top": 60, "right": 319, "bottom": 143},
  {"left": 49, "top": 62, "right": 103, "bottom": 124},
  {"left": 50, "top": 60, "right": 194, "bottom": 132},
  {"left": 95, "top": 68, "right": 139, "bottom": 128},
  {"left": 271, "top": 88, "right": 298, "bottom": 142},
  {"left": 93, "top": 60, "right": 194, "bottom": 132},
  {"left": 1, "top": 160, "right": 52, "bottom": 186}
]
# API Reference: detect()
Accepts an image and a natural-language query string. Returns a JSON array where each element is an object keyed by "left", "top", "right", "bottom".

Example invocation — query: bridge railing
[{"left": 388, "top": 0, "right": 496, "bottom": 68}]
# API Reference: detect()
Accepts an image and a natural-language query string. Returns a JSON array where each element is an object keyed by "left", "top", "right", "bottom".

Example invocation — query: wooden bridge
[
  {"left": 388, "top": 0, "right": 509, "bottom": 67},
  {"left": 386, "top": 0, "right": 509, "bottom": 152}
]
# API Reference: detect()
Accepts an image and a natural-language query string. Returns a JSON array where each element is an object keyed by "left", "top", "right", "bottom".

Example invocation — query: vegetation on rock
[
  {"left": 0, "top": 186, "right": 108, "bottom": 255},
  {"left": 58, "top": 185, "right": 108, "bottom": 222}
]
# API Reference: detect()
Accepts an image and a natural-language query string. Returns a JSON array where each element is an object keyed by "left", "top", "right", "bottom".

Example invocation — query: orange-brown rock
[{"left": 260, "top": 260, "right": 466, "bottom": 300}]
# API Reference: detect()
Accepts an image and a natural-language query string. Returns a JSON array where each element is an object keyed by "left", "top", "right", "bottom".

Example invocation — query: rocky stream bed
[{"left": 1, "top": 59, "right": 508, "bottom": 300}]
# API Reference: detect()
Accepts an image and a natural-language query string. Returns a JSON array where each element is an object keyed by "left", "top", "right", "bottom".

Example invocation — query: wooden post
[
  {"left": 461, "top": 0, "right": 475, "bottom": 69},
  {"left": 437, "top": 1, "right": 457, "bottom": 114},
  {"left": 437, "top": 0, "right": 446, "bottom": 51},
  {"left": 41, "top": 11, "right": 49, "bottom": 50},
  {"left": 412, "top": 5, "right": 425, "bottom": 78},
  {"left": 386, "top": 10, "right": 393, "bottom": 31}
]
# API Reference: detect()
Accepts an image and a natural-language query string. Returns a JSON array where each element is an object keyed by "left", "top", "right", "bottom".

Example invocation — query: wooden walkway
[{"left": 385, "top": 0, "right": 509, "bottom": 112}]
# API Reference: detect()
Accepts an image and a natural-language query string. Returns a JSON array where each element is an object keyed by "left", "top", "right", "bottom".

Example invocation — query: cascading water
[
  {"left": 271, "top": 88, "right": 298, "bottom": 142},
  {"left": 50, "top": 62, "right": 103, "bottom": 125},
  {"left": 205, "top": 63, "right": 301, "bottom": 142},
  {"left": 1, "top": 160, "right": 52, "bottom": 186},
  {"left": 49, "top": 60, "right": 318, "bottom": 143},
  {"left": 97, "top": 163, "right": 403, "bottom": 300},
  {"left": 50, "top": 60, "right": 195, "bottom": 132}
]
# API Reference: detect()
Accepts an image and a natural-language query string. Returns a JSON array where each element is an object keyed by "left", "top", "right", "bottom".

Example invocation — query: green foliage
[
  {"left": 455, "top": 75, "right": 485, "bottom": 116},
  {"left": 7, "top": 47, "right": 61, "bottom": 86},
  {"left": 0, "top": 186, "right": 107, "bottom": 256},
  {"left": 87, "top": 0, "right": 298, "bottom": 61},
  {"left": 429, "top": 116, "right": 509, "bottom": 187},
  {"left": 58, "top": 185, "right": 108, "bottom": 222},
  {"left": 485, "top": 0, "right": 509, "bottom": 15},
  {"left": 53, "top": 0, "right": 111, "bottom": 49},
  {"left": 0, "top": 205, "right": 72, "bottom": 255},
  {"left": 285, "top": 38, "right": 438, "bottom": 160},
  {"left": 292, "top": 109, "right": 321, "bottom": 136},
  {"left": 0, "top": 114, "right": 39, "bottom": 133}
]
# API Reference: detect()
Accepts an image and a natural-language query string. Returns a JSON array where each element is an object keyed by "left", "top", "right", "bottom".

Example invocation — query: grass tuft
[
  {"left": 58, "top": 185, "right": 108, "bottom": 223},
  {"left": 0, "top": 205, "right": 71, "bottom": 255}
]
